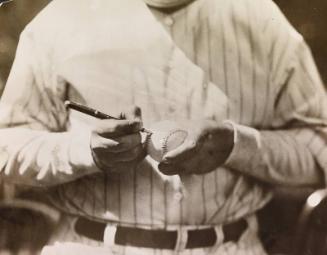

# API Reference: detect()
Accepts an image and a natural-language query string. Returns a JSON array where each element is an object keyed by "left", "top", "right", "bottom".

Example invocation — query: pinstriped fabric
[{"left": 1, "top": 0, "right": 327, "bottom": 254}]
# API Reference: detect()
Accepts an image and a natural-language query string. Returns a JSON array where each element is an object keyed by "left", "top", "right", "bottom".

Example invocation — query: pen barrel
[
  {"left": 65, "top": 101, "right": 119, "bottom": 120},
  {"left": 65, "top": 101, "right": 151, "bottom": 133}
]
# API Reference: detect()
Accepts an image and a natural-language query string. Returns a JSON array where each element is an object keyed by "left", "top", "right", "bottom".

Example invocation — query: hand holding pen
[
  {"left": 65, "top": 101, "right": 151, "bottom": 134},
  {"left": 65, "top": 101, "right": 149, "bottom": 172}
]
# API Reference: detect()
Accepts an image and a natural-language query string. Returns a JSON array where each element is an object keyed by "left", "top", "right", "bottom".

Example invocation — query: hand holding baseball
[
  {"left": 151, "top": 119, "right": 235, "bottom": 175},
  {"left": 90, "top": 106, "right": 146, "bottom": 173}
]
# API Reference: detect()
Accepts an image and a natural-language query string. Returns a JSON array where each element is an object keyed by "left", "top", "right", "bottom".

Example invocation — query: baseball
[{"left": 146, "top": 120, "right": 188, "bottom": 162}]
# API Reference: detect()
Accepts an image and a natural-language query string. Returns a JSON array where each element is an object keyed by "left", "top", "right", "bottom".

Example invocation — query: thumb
[{"left": 120, "top": 106, "right": 143, "bottom": 122}]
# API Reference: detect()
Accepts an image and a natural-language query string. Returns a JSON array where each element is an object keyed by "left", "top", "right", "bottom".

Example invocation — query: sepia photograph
[{"left": 0, "top": 0, "right": 327, "bottom": 254}]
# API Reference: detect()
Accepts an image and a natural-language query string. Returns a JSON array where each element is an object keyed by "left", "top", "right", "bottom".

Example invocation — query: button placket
[
  {"left": 174, "top": 191, "right": 183, "bottom": 201},
  {"left": 164, "top": 16, "right": 174, "bottom": 27}
]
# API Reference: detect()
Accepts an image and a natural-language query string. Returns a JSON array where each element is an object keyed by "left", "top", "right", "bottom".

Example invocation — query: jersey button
[
  {"left": 174, "top": 192, "right": 183, "bottom": 201},
  {"left": 164, "top": 16, "right": 174, "bottom": 27}
]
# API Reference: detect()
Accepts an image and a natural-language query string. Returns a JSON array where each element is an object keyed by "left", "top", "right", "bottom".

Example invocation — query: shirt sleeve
[
  {"left": 0, "top": 29, "right": 100, "bottom": 187},
  {"left": 225, "top": 2, "right": 327, "bottom": 187}
]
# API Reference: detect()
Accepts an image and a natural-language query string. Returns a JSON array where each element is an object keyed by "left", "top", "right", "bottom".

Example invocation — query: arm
[
  {"left": 225, "top": 2, "right": 327, "bottom": 187},
  {"left": 158, "top": 0, "right": 326, "bottom": 188},
  {"left": 0, "top": 30, "right": 99, "bottom": 187}
]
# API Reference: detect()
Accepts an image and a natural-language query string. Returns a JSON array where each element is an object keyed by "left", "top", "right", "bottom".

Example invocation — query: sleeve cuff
[
  {"left": 224, "top": 121, "right": 262, "bottom": 170},
  {"left": 68, "top": 128, "right": 102, "bottom": 174}
]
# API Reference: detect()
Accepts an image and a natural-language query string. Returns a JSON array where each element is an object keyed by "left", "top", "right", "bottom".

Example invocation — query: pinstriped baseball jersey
[{"left": 0, "top": 0, "right": 327, "bottom": 254}]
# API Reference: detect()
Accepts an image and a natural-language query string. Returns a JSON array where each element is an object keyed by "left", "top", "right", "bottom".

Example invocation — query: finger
[
  {"left": 178, "top": 156, "right": 203, "bottom": 174},
  {"left": 114, "top": 144, "right": 145, "bottom": 163},
  {"left": 113, "top": 133, "right": 142, "bottom": 151},
  {"left": 95, "top": 144, "right": 145, "bottom": 164},
  {"left": 174, "top": 145, "right": 223, "bottom": 175},
  {"left": 158, "top": 162, "right": 185, "bottom": 176},
  {"left": 91, "top": 131, "right": 119, "bottom": 149},
  {"left": 94, "top": 119, "right": 142, "bottom": 138},
  {"left": 92, "top": 133, "right": 142, "bottom": 152},
  {"left": 162, "top": 139, "right": 199, "bottom": 164},
  {"left": 120, "top": 106, "right": 143, "bottom": 122},
  {"left": 160, "top": 152, "right": 210, "bottom": 175}
]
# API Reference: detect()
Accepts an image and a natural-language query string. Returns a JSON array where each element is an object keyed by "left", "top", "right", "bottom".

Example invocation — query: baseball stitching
[{"left": 162, "top": 129, "right": 188, "bottom": 155}]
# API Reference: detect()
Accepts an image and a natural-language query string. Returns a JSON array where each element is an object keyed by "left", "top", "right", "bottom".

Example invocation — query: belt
[{"left": 75, "top": 217, "right": 247, "bottom": 249}]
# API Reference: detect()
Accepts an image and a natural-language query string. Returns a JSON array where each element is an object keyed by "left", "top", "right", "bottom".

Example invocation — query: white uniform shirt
[{"left": 0, "top": 0, "right": 327, "bottom": 254}]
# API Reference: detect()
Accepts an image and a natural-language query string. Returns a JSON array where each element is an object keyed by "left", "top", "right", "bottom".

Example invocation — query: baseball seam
[{"left": 162, "top": 129, "right": 187, "bottom": 155}]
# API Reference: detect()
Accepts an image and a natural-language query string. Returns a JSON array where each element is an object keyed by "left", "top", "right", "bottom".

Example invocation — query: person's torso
[{"left": 31, "top": 0, "right": 274, "bottom": 227}]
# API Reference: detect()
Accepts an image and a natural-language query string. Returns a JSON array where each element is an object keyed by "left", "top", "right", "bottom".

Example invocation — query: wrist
[
  {"left": 219, "top": 120, "right": 236, "bottom": 162},
  {"left": 69, "top": 128, "right": 102, "bottom": 174},
  {"left": 222, "top": 120, "right": 238, "bottom": 145},
  {"left": 223, "top": 122, "right": 261, "bottom": 169}
]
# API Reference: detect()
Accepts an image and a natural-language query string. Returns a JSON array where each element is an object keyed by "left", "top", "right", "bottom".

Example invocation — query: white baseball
[{"left": 146, "top": 120, "right": 188, "bottom": 162}]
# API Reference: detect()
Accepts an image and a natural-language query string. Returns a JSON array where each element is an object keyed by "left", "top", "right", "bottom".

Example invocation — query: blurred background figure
[{"left": 0, "top": 1, "right": 326, "bottom": 255}]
